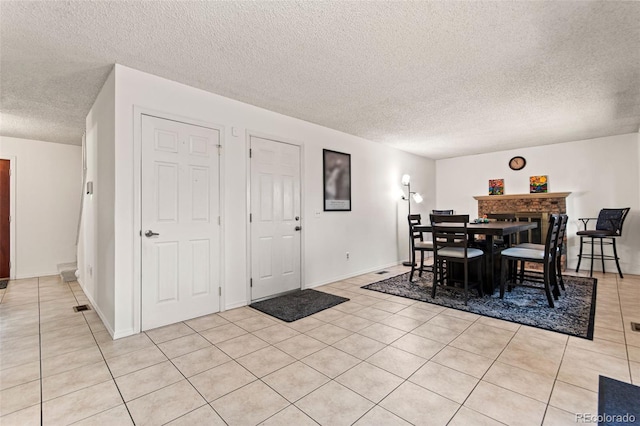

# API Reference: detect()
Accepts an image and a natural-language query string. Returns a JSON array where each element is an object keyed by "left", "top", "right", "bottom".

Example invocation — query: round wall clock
[{"left": 509, "top": 156, "right": 526, "bottom": 171}]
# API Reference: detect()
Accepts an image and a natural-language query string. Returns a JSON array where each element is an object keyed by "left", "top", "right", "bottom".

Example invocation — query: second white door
[{"left": 250, "top": 136, "right": 301, "bottom": 300}]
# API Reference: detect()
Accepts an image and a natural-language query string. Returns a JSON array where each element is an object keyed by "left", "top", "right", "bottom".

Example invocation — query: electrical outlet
[{"left": 346, "top": 252, "right": 350, "bottom": 260}]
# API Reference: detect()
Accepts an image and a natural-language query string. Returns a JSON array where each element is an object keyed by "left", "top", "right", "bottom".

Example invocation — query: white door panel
[
  {"left": 142, "top": 115, "right": 221, "bottom": 330},
  {"left": 251, "top": 136, "right": 301, "bottom": 300}
]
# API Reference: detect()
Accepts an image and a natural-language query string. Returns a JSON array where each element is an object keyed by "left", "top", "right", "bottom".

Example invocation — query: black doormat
[
  {"left": 598, "top": 376, "right": 640, "bottom": 425},
  {"left": 0, "top": 279, "right": 8, "bottom": 290},
  {"left": 362, "top": 272, "right": 596, "bottom": 339},
  {"left": 250, "top": 289, "right": 349, "bottom": 322}
]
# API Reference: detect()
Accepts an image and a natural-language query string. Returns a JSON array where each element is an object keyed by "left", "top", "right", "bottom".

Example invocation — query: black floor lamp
[{"left": 401, "top": 174, "right": 423, "bottom": 267}]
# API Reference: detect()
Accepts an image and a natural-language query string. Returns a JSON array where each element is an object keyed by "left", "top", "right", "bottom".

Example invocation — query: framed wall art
[
  {"left": 489, "top": 179, "right": 504, "bottom": 195},
  {"left": 530, "top": 175, "right": 548, "bottom": 193},
  {"left": 323, "top": 149, "right": 351, "bottom": 211}
]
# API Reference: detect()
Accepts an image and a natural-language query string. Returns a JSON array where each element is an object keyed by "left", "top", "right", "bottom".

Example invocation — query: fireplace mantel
[{"left": 474, "top": 192, "right": 571, "bottom": 201}]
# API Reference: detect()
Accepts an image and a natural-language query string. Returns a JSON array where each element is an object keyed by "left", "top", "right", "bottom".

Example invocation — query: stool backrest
[{"left": 596, "top": 208, "right": 630, "bottom": 236}]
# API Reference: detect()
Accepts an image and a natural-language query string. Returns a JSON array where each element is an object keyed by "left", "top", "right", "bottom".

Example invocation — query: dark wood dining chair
[
  {"left": 576, "top": 208, "right": 630, "bottom": 278},
  {"left": 432, "top": 209, "right": 454, "bottom": 215},
  {"left": 517, "top": 214, "right": 568, "bottom": 291},
  {"left": 408, "top": 214, "right": 433, "bottom": 282},
  {"left": 500, "top": 214, "right": 560, "bottom": 307},
  {"left": 430, "top": 214, "right": 484, "bottom": 305}
]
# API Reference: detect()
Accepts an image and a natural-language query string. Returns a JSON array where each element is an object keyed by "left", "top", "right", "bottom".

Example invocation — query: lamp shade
[
  {"left": 412, "top": 193, "right": 423, "bottom": 203},
  {"left": 401, "top": 174, "right": 411, "bottom": 186}
]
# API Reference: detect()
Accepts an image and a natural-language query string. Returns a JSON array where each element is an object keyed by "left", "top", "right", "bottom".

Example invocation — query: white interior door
[
  {"left": 141, "top": 114, "right": 221, "bottom": 330},
  {"left": 250, "top": 136, "right": 301, "bottom": 300}
]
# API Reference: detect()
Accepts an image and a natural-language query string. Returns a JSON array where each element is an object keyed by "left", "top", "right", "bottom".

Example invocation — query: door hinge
[
  {"left": 218, "top": 216, "right": 221, "bottom": 226},
  {"left": 249, "top": 213, "right": 252, "bottom": 223},
  {"left": 8, "top": 169, "right": 12, "bottom": 176},
  {"left": 219, "top": 287, "right": 221, "bottom": 296},
  {"left": 8, "top": 215, "right": 11, "bottom": 223},
  {"left": 217, "top": 144, "right": 222, "bottom": 156},
  {"left": 249, "top": 148, "right": 252, "bottom": 158},
  {"left": 250, "top": 278, "right": 253, "bottom": 287},
  {"left": 9, "top": 261, "right": 11, "bottom": 270}
]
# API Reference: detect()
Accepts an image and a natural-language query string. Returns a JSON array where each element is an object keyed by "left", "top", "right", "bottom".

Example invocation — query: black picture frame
[{"left": 323, "top": 149, "right": 351, "bottom": 211}]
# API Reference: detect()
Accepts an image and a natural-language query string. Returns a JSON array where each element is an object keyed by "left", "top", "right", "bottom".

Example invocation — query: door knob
[
  {"left": 295, "top": 226, "right": 302, "bottom": 231},
  {"left": 145, "top": 230, "right": 159, "bottom": 237}
]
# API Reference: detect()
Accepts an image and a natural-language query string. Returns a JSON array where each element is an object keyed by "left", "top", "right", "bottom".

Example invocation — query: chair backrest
[
  {"left": 408, "top": 214, "right": 424, "bottom": 246},
  {"left": 556, "top": 214, "right": 568, "bottom": 249},
  {"left": 430, "top": 214, "right": 470, "bottom": 252},
  {"left": 486, "top": 213, "right": 516, "bottom": 221},
  {"left": 595, "top": 208, "right": 631, "bottom": 236},
  {"left": 543, "top": 214, "right": 561, "bottom": 263},
  {"left": 432, "top": 209, "right": 454, "bottom": 215}
]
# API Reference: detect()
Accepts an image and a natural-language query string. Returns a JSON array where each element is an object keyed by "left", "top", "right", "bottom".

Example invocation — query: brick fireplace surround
[
  {"left": 474, "top": 192, "right": 571, "bottom": 269},
  {"left": 474, "top": 192, "right": 571, "bottom": 217}
]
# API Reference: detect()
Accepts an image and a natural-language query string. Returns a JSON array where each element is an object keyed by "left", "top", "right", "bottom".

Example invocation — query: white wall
[
  {"left": 436, "top": 133, "right": 640, "bottom": 275},
  {"left": 80, "top": 69, "right": 116, "bottom": 334},
  {"left": 0, "top": 136, "right": 82, "bottom": 278},
  {"left": 87, "top": 64, "right": 434, "bottom": 336}
]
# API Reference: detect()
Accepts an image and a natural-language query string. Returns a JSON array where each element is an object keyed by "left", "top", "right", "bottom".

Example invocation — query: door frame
[
  {"left": 133, "top": 106, "right": 225, "bottom": 334},
  {"left": 246, "top": 130, "right": 305, "bottom": 303},
  {"left": 0, "top": 155, "right": 16, "bottom": 280}
]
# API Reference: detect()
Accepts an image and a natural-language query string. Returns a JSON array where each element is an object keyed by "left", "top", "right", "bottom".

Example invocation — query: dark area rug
[
  {"left": 0, "top": 279, "right": 8, "bottom": 290},
  {"left": 598, "top": 376, "right": 640, "bottom": 425},
  {"left": 362, "top": 272, "right": 596, "bottom": 339},
  {"left": 250, "top": 289, "right": 349, "bottom": 322}
]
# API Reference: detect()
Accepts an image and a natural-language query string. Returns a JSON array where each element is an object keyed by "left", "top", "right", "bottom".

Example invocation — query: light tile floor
[{"left": 1, "top": 266, "right": 638, "bottom": 425}]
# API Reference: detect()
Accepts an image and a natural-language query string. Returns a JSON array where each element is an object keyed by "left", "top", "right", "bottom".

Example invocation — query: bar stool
[{"left": 576, "top": 208, "right": 630, "bottom": 278}]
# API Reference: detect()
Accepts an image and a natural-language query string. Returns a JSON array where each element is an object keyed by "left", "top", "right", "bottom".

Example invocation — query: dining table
[{"left": 414, "top": 221, "right": 538, "bottom": 295}]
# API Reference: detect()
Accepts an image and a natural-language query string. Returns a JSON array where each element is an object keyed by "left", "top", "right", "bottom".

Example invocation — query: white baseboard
[
  {"left": 225, "top": 300, "right": 249, "bottom": 311},
  {"left": 80, "top": 286, "right": 118, "bottom": 339},
  {"left": 304, "top": 260, "right": 403, "bottom": 289}
]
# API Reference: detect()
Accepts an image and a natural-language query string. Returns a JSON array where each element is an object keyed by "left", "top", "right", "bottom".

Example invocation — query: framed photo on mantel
[{"left": 323, "top": 149, "right": 351, "bottom": 211}]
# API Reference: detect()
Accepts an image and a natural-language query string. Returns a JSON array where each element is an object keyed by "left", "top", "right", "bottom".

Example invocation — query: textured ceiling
[{"left": 1, "top": 1, "right": 639, "bottom": 159}]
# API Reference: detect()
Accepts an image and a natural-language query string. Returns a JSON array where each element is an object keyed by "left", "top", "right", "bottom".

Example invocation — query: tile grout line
[
  {"left": 616, "top": 274, "right": 636, "bottom": 388},
  {"left": 540, "top": 331, "right": 571, "bottom": 425},
  {"left": 150, "top": 324, "right": 228, "bottom": 424},
  {"left": 435, "top": 310, "right": 519, "bottom": 425},
  {"left": 64, "top": 279, "right": 137, "bottom": 425}
]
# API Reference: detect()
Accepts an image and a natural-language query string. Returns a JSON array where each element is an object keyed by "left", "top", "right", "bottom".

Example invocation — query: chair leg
[
  {"left": 409, "top": 249, "right": 416, "bottom": 282},
  {"left": 576, "top": 236, "right": 583, "bottom": 272},
  {"left": 550, "top": 251, "right": 560, "bottom": 300},
  {"left": 463, "top": 263, "right": 469, "bottom": 306},
  {"left": 589, "top": 237, "right": 594, "bottom": 277},
  {"left": 544, "top": 266, "right": 555, "bottom": 308},
  {"left": 612, "top": 238, "right": 624, "bottom": 278},
  {"left": 556, "top": 249, "right": 565, "bottom": 291},
  {"left": 431, "top": 258, "right": 439, "bottom": 299},
  {"left": 419, "top": 250, "right": 425, "bottom": 278},
  {"left": 600, "top": 238, "right": 605, "bottom": 274},
  {"left": 478, "top": 258, "right": 484, "bottom": 297},
  {"left": 551, "top": 268, "right": 560, "bottom": 300}
]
